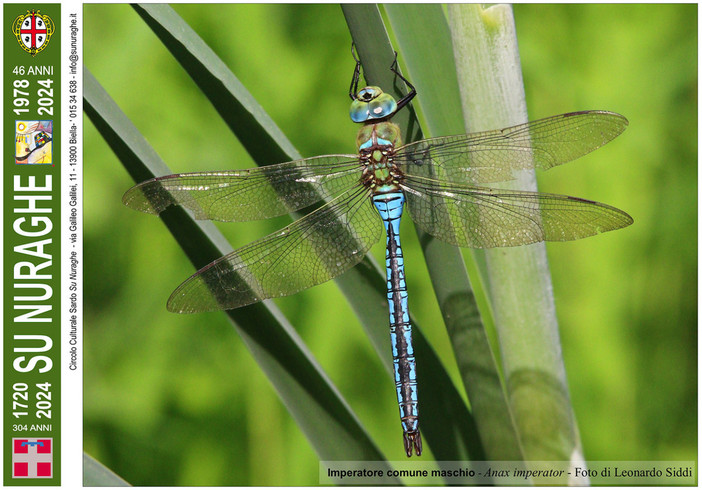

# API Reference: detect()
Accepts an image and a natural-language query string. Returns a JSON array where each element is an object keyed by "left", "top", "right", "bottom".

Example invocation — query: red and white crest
[{"left": 12, "top": 10, "right": 54, "bottom": 56}]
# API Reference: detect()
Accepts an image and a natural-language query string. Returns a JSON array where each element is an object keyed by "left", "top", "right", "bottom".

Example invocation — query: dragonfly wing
[
  {"left": 122, "top": 154, "right": 359, "bottom": 221},
  {"left": 396, "top": 111, "right": 628, "bottom": 185},
  {"left": 167, "top": 187, "right": 380, "bottom": 313},
  {"left": 403, "top": 176, "right": 633, "bottom": 248}
]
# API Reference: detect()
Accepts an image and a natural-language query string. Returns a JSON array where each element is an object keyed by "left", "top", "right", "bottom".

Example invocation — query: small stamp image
[{"left": 16, "top": 120, "right": 52, "bottom": 164}]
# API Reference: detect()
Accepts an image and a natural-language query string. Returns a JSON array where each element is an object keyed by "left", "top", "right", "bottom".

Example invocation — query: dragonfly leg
[
  {"left": 349, "top": 42, "right": 362, "bottom": 100},
  {"left": 390, "top": 53, "right": 416, "bottom": 114}
]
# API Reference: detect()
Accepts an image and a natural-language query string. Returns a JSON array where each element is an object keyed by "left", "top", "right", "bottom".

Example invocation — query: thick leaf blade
[
  {"left": 83, "top": 453, "right": 131, "bottom": 486},
  {"left": 448, "top": 4, "right": 582, "bottom": 474},
  {"left": 386, "top": 4, "right": 525, "bottom": 461}
]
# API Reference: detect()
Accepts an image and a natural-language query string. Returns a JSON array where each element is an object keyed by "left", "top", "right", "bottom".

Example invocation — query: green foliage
[{"left": 83, "top": 4, "right": 696, "bottom": 485}]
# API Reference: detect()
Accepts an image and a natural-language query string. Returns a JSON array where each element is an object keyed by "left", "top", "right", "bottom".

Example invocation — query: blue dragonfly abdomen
[
  {"left": 354, "top": 113, "right": 423, "bottom": 455},
  {"left": 372, "top": 191, "right": 421, "bottom": 457}
]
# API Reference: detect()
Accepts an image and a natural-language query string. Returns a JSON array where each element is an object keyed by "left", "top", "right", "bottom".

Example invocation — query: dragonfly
[{"left": 123, "top": 49, "right": 632, "bottom": 457}]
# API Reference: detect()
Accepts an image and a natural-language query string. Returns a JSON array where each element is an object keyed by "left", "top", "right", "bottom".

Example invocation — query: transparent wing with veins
[
  {"left": 122, "top": 154, "right": 361, "bottom": 222},
  {"left": 395, "top": 111, "right": 628, "bottom": 185}
]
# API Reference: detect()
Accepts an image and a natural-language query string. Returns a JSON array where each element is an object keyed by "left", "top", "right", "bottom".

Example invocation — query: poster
[{"left": 2, "top": 3, "right": 697, "bottom": 486}]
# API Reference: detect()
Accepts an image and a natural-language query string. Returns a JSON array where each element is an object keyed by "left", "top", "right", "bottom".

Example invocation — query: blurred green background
[{"left": 83, "top": 4, "right": 697, "bottom": 485}]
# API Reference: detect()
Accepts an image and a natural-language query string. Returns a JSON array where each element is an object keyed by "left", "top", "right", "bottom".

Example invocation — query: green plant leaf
[
  {"left": 133, "top": 4, "right": 299, "bottom": 166},
  {"left": 83, "top": 453, "right": 131, "bottom": 486},
  {"left": 448, "top": 4, "right": 582, "bottom": 475},
  {"left": 385, "top": 4, "right": 525, "bottom": 462}
]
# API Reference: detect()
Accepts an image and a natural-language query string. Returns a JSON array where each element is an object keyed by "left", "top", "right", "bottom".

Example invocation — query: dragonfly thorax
[
  {"left": 356, "top": 120, "right": 402, "bottom": 149},
  {"left": 358, "top": 122, "right": 404, "bottom": 194}
]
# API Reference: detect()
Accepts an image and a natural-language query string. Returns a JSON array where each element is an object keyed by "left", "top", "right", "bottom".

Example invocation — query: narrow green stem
[{"left": 448, "top": 4, "right": 585, "bottom": 477}]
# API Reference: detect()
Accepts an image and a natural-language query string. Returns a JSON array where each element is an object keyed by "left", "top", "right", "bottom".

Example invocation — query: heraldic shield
[{"left": 12, "top": 10, "right": 55, "bottom": 57}]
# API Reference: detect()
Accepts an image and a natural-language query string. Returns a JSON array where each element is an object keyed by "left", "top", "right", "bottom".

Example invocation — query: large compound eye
[{"left": 350, "top": 86, "right": 398, "bottom": 123}]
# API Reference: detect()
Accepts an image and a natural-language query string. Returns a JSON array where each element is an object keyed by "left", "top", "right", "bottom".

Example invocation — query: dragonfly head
[{"left": 350, "top": 86, "right": 398, "bottom": 123}]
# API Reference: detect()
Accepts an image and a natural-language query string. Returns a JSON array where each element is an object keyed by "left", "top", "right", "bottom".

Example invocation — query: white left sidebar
[{"left": 61, "top": 5, "right": 82, "bottom": 488}]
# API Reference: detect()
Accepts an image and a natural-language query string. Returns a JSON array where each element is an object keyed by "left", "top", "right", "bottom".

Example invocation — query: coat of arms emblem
[{"left": 12, "top": 10, "right": 54, "bottom": 57}]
